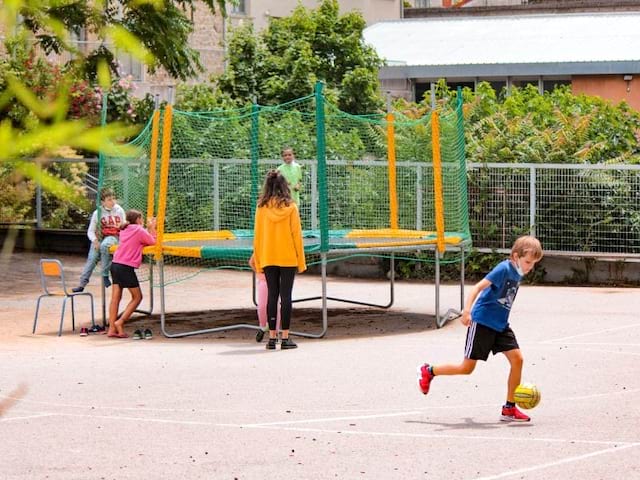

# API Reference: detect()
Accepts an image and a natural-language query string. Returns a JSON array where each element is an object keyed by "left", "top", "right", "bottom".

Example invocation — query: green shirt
[{"left": 277, "top": 162, "right": 303, "bottom": 204}]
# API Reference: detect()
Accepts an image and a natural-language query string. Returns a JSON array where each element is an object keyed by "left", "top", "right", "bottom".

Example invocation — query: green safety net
[{"left": 100, "top": 87, "right": 470, "bottom": 286}]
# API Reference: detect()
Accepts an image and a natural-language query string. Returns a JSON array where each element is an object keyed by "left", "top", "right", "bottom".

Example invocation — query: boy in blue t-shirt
[{"left": 417, "top": 235, "right": 543, "bottom": 422}]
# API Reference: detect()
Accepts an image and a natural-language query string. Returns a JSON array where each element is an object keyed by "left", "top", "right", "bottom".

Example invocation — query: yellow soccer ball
[{"left": 514, "top": 383, "right": 541, "bottom": 410}]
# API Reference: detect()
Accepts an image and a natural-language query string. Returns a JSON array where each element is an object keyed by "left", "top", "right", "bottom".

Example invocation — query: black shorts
[
  {"left": 464, "top": 322, "right": 519, "bottom": 361},
  {"left": 110, "top": 263, "right": 140, "bottom": 289}
]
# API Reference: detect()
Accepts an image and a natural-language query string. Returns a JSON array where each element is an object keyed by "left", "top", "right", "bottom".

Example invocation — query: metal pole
[{"left": 530, "top": 166, "right": 536, "bottom": 236}]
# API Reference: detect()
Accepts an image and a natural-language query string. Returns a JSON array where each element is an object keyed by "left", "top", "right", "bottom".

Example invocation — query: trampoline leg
[
  {"left": 160, "top": 259, "right": 263, "bottom": 338},
  {"left": 290, "top": 253, "right": 328, "bottom": 339},
  {"left": 460, "top": 247, "right": 465, "bottom": 310},
  {"left": 133, "top": 259, "right": 154, "bottom": 316},
  {"left": 435, "top": 250, "right": 442, "bottom": 328}
]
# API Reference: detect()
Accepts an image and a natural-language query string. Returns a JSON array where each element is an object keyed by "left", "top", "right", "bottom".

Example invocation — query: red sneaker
[
  {"left": 500, "top": 405, "right": 531, "bottom": 422},
  {"left": 417, "top": 364, "right": 434, "bottom": 395}
]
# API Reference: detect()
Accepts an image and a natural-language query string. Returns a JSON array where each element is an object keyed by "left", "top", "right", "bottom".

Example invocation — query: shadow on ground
[{"left": 125, "top": 307, "right": 439, "bottom": 341}]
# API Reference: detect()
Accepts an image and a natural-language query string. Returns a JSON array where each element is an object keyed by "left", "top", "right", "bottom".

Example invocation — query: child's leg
[
  {"left": 432, "top": 358, "right": 477, "bottom": 376},
  {"left": 114, "top": 287, "right": 143, "bottom": 334},
  {"left": 78, "top": 245, "right": 100, "bottom": 288},
  {"left": 99, "top": 236, "right": 118, "bottom": 278},
  {"left": 257, "top": 276, "right": 268, "bottom": 329},
  {"left": 263, "top": 267, "right": 280, "bottom": 339},
  {"left": 107, "top": 285, "right": 123, "bottom": 335},
  {"left": 278, "top": 267, "right": 296, "bottom": 339},
  {"left": 503, "top": 349, "right": 524, "bottom": 403}
]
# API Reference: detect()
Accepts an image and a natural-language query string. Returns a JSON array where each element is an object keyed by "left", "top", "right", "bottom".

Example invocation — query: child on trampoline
[
  {"left": 277, "top": 147, "right": 302, "bottom": 204},
  {"left": 252, "top": 170, "right": 306, "bottom": 350},
  {"left": 73, "top": 188, "right": 125, "bottom": 292},
  {"left": 249, "top": 254, "right": 280, "bottom": 342},
  {"left": 417, "top": 235, "right": 543, "bottom": 422},
  {"left": 107, "top": 210, "right": 156, "bottom": 338}
]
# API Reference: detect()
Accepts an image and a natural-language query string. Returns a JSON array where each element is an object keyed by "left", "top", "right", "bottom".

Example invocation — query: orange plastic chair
[{"left": 33, "top": 259, "right": 95, "bottom": 336}]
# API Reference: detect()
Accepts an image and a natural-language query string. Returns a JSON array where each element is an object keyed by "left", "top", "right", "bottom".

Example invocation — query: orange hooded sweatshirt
[{"left": 253, "top": 200, "right": 307, "bottom": 273}]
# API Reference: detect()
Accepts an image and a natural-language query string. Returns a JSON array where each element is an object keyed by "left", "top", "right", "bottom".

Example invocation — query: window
[{"left": 231, "top": 0, "right": 246, "bottom": 15}]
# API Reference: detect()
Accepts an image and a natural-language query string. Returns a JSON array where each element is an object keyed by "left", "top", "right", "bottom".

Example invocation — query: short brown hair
[
  {"left": 511, "top": 235, "right": 543, "bottom": 261},
  {"left": 100, "top": 188, "right": 115, "bottom": 201}
]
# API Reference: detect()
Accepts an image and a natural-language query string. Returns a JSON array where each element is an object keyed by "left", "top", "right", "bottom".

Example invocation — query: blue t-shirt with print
[{"left": 471, "top": 259, "right": 522, "bottom": 332}]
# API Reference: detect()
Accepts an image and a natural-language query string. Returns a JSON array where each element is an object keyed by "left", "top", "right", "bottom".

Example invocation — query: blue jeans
[{"left": 78, "top": 236, "right": 119, "bottom": 287}]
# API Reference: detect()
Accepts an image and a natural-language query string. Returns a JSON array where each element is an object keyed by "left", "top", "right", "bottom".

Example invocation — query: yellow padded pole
[
  {"left": 155, "top": 105, "right": 173, "bottom": 261},
  {"left": 386, "top": 112, "right": 399, "bottom": 229},
  {"left": 431, "top": 111, "right": 445, "bottom": 253},
  {"left": 146, "top": 109, "right": 161, "bottom": 220}
]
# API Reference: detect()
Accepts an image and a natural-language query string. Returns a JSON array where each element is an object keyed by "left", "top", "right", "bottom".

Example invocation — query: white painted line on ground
[
  {"left": 242, "top": 425, "right": 638, "bottom": 447},
  {"left": 559, "top": 341, "right": 640, "bottom": 347},
  {"left": 563, "top": 346, "right": 640, "bottom": 357},
  {"left": 473, "top": 442, "right": 640, "bottom": 480},
  {"left": 244, "top": 410, "right": 421, "bottom": 427},
  {"left": 541, "top": 323, "right": 640, "bottom": 344},
  {"left": 0, "top": 413, "right": 54, "bottom": 422}
]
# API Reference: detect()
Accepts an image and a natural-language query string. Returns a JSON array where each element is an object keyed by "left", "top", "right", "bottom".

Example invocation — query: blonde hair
[{"left": 511, "top": 235, "right": 543, "bottom": 261}]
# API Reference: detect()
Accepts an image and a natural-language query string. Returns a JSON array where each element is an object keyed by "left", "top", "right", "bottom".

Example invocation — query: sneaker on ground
[
  {"left": 417, "top": 363, "right": 434, "bottom": 395},
  {"left": 79, "top": 327, "right": 88, "bottom": 337},
  {"left": 133, "top": 329, "right": 143, "bottom": 340},
  {"left": 266, "top": 338, "right": 277, "bottom": 350},
  {"left": 255, "top": 329, "right": 266, "bottom": 343},
  {"left": 280, "top": 338, "right": 298, "bottom": 350},
  {"left": 500, "top": 406, "right": 531, "bottom": 422},
  {"left": 88, "top": 325, "right": 101, "bottom": 334},
  {"left": 143, "top": 328, "right": 153, "bottom": 340},
  {"left": 71, "top": 286, "right": 84, "bottom": 293}
]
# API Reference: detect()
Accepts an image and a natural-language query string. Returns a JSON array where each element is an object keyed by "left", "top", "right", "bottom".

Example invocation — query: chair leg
[
  {"left": 71, "top": 296, "right": 76, "bottom": 331},
  {"left": 33, "top": 295, "right": 45, "bottom": 334},
  {"left": 87, "top": 293, "right": 96, "bottom": 327},
  {"left": 59, "top": 297, "right": 68, "bottom": 337}
]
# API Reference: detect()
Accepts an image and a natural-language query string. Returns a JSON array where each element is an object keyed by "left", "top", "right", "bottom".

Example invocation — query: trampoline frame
[{"left": 127, "top": 241, "right": 470, "bottom": 339}]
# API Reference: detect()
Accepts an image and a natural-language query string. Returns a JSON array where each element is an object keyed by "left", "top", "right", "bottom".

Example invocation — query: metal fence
[
  {"left": 467, "top": 163, "right": 640, "bottom": 257},
  {"left": 3, "top": 159, "right": 640, "bottom": 258}
]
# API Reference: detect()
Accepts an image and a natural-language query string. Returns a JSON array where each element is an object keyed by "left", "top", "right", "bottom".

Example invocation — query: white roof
[{"left": 363, "top": 12, "right": 640, "bottom": 78}]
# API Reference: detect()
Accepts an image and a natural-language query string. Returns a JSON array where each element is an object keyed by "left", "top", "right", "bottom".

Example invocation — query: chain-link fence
[
  {"left": 468, "top": 163, "right": 640, "bottom": 257},
  {"left": 4, "top": 159, "right": 640, "bottom": 258}
]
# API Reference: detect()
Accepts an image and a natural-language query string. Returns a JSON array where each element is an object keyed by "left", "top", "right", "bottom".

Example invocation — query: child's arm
[
  {"left": 87, "top": 210, "right": 99, "bottom": 248},
  {"left": 461, "top": 278, "right": 491, "bottom": 326},
  {"left": 248, "top": 254, "right": 256, "bottom": 272}
]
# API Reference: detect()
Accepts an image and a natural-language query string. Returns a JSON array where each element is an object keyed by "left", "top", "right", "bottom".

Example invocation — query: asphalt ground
[{"left": 1, "top": 251, "right": 638, "bottom": 479}]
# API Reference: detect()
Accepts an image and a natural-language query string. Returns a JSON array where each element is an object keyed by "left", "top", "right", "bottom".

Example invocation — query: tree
[
  {"left": 216, "top": 0, "right": 384, "bottom": 114},
  {"left": 18, "top": 0, "right": 230, "bottom": 81}
]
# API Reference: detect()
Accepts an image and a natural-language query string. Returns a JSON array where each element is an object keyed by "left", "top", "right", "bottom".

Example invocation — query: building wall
[
  {"left": 248, "top": 0, "right": 402, "bottom": 32},
  {"left": 572, "top": 75, "right": 640, "bottom": 111}
]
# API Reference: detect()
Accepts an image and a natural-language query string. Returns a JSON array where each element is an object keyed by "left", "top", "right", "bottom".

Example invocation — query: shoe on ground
[
  {"left": 266, "top": 338, "right": 277, "bottom": 350},
  {"left": 79, "top": 327, "right": 88, "bottom": 337},
  {"left": 72, "top": 286, "right": 84, "bottom": 293},
  {"left": 133, "top": 329, "right": 143, "bottom": 340},
  {"left": 280, "top": 338, "right": 298, "bottom": 350},
  {"left": 417, "top": 363, "right": 434, "bottom": 395},
  {"left": 103, "top": 276, "right": 111, "bottom": 288},
  {"left": 143, "top": 328, "right": 153, "bottom": 340},
  {"left": 255, "top": 329, "right": 266, "bottom": 343},
  {"left": 88, "top": 325, "right": 101, "bottom": 334},
  {"left": 500, "top": 405, "right": 531, "bottom": 422}
]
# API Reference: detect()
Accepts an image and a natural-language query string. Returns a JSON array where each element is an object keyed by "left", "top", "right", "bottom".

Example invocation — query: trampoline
[{"left": 101, "top": 83, "right": 472, "bottom": 338}]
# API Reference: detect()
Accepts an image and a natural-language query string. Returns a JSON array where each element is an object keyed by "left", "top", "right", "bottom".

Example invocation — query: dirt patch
[{"left": 125, "top": 307, "right": 438, "bottom": 341}]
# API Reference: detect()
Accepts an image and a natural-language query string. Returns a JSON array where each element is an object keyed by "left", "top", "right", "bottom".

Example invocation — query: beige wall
[
  {"left": 245, "top": 0, "right": 402, "bottom": 32},
  {"left": 572, "top": 75, "right": 640, "bottom": 111}
]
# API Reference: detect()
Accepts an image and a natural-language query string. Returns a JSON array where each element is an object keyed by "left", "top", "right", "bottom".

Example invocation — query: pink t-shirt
[{"left": 112, "top": 224, "right": 156, "bottom": 268}]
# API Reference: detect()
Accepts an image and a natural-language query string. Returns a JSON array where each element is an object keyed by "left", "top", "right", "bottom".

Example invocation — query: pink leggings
[{"left": 257, "top": 273, "right": 280, "bottom": 331}]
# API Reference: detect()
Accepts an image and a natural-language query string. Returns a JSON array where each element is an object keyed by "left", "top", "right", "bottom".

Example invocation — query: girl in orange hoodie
[{"left": 253, "top": 170, "right": 307, "bottom": 350}]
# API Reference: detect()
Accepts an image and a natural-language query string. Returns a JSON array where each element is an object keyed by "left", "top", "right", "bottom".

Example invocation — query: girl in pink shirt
[{"left": 107, "top": 210, "right": 157, "bottom": 338}]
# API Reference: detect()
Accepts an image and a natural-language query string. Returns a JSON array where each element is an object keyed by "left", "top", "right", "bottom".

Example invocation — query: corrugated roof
[{"left": 363, "top": 12, "right": 640, "bottom": 78}]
